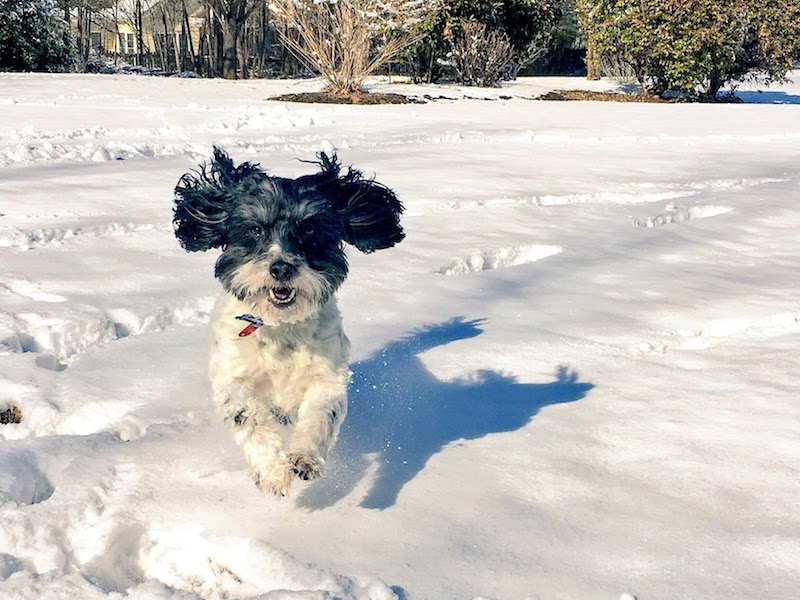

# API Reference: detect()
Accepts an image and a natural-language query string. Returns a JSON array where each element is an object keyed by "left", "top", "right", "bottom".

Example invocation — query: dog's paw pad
[
  {"left": 289, "top": 454, "right": 322, "bottom": 481},
  {"left": 270, "top": 406, "right": 292, "bottom": 426}
]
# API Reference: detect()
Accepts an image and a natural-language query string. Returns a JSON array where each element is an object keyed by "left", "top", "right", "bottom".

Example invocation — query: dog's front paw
[
  {"left": 255, "top": 473, "right": 292, "bottom": 496},
  {"left": 253, "top": 463, "right": 294, "bottom": 497},
  {"left": 289, "top": 453, "right": 323, "bottom": 481}
]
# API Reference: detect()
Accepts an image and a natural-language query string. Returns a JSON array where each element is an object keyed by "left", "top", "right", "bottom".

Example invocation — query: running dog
[{"left": 173, "top": 148, "right": 403, "bottom": 495}]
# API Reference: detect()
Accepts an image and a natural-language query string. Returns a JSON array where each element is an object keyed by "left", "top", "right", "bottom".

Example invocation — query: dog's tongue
[{"left": 273, "top": 286, "right": 292, "bottom": 300}]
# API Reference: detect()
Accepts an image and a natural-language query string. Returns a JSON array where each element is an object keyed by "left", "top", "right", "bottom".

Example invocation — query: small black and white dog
[{"left": 174, "top": 148, "right": 403, "bottom": 495}]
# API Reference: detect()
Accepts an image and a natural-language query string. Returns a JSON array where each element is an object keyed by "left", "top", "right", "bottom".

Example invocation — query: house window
[
  {"left": 90, "top": 32, "right": 102, "bottom": 50},
  {"left": 118, "top": 32, "right": 135, "bottom": 54}
]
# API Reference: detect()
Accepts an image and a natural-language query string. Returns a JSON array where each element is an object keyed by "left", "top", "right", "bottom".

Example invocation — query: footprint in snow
[
  {"left": 0, "top": 222, "right": 158, "bottom": 250},
  {"left": 638, "top": 312, "right": 800, "bottom": 352},
  {"left": 632, "top": 203, "right": 733, "bottom": 228},
  {"left": 1, "top": 279, "right": 67, "bottom": 303},
  {"left": 0, "top": 297, "right": 215, "bottom": 372},
  {"left": 435, "top": 244, "right": 562, "bottom": 276},
  {"left": 0, "top": 452, "right": 55, "bottom": 505}
]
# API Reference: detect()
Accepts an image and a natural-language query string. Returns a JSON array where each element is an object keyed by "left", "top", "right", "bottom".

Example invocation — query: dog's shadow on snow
[{"left": 297, "top": 317, "right": 594, "bottom": 511}]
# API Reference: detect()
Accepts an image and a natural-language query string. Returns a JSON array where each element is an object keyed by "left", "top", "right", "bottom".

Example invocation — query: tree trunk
[
  {"left": 585, "top": 33, "right": 600, "bottom": 80},
  {"left": 236, "top": 31, "right": 247, "bottom": 78},
  {"left": 160, "top": 10, "right": 171, "bottom": 70},
  {"left": 136, "top": 0, "right": 143, "bottom": 66},
  {"left": 220, "top": 20, "right": 239, "bottom": 79},
  {"left": 77, "top": 4, "right": 91, "bottom": 69},
  {"left": 205, "top": 6, "right": 216, "bottom": 76},
  {"left": 182, "top": 0, "right": 196, "bottom": 72},
  {"left": 172, "top": 21, "right": 181, "bottom": 71}
]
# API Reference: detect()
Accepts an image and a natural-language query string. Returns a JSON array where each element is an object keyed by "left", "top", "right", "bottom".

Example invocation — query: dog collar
[{"left": 235, "top": 313, "right": 264, "bottom": 337}]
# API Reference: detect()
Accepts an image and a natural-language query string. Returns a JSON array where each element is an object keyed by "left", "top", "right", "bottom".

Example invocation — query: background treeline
[{"left": 2, "top": 0, "right": 799, "bottom": 100}]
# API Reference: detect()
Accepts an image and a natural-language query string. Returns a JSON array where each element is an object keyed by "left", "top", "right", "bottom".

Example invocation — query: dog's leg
[
  {"left": 234, "top": 411, "right": 293, "bottom": 496},
  {"left": 288, "top": 383, "right": 348, "bottom": 481},
  {"left": 229, "top": 408, "right": 293, "bottom": 496},
  {"left": 219, "top": 397, "right": 293, "bottom": 496}
]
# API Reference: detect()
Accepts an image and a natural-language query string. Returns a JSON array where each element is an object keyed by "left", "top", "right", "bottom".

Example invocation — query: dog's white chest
[{"left": 208, "top": 293, "right": 350, "bottom": 415}]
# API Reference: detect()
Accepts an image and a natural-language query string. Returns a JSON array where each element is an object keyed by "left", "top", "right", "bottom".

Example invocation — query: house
[{"left": 71, "top": 0, "right": 206, "bottom": 67}]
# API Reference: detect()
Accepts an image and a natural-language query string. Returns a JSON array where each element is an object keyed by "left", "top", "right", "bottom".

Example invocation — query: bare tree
[
  {"left": 71, "top": 0, "right": 113, "bottom": 68},
  {"left": 446, "top": 20, "right": 516, "bottom": 87},
  {"left": 206, "top": 0, "right": 260, "bottom": 78}
]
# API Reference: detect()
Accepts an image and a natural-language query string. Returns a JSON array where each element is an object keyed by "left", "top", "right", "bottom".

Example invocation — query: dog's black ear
[
  {"left": 173, "top": 147, "right": 264, "bottom": 252},
  {"left": 316, "top": 153, "right": 404, "bottom": 253}
]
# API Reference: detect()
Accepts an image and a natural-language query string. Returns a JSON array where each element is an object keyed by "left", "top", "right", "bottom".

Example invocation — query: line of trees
[
  {"left": 2, "top": 0, "right": 799, "bottom": 100},
  {"left": 55, "top": 0, "right": 305, "bottom": 78}
]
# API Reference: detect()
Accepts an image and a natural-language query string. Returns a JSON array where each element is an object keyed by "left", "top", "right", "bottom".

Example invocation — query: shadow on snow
[
  {"left": 297, "top": 317, "right": 594, "bottom": 510},
  {"left": 733, "top": 90, "right": 800, "bottom": 105}
]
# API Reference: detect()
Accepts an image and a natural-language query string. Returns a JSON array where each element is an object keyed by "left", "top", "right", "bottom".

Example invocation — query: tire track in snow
[{"left": 435, "top": 244, "right": 563, "bottom": 275}]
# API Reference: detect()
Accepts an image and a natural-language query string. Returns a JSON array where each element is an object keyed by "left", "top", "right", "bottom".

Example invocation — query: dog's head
[{"left": 174, "top": 147, "right": 404, "bottom": 324}]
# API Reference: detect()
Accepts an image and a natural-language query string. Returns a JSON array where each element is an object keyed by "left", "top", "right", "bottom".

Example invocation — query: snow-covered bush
[
  {"left": 0, "top": 0, "right": 75, "bottom": 72},
  {"left": 270, "top": 0, "right": 438, "bottom": 95}
]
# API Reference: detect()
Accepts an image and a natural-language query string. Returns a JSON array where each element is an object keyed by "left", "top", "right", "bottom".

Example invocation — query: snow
[{"left": 1, "top": 71, "right": 799, "bottom": 599}]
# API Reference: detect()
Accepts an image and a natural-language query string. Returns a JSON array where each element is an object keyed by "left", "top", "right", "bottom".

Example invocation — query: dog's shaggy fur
[{"left": 174, "top": 148, "right": 403, "bottom": 495}]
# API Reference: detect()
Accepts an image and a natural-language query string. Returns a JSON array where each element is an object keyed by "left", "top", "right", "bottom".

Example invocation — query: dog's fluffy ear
[
  {"left": 173, "top": 147, "right": 264, "bottom": 252},
  {"left": 316, "top": 153, "right": 405, "bottom": 253}
]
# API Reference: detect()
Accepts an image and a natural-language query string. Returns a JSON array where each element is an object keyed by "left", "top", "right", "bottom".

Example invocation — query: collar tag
[{"left": 235, "top": 314, "right": 264, "bottom": 337}]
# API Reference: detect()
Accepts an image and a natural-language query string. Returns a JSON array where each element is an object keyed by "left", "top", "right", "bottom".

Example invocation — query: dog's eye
[
  {"left": 250, "top": 225, "right": 264, "bottom": 237},
  {"left": 301, "top": 222, "right": 315, "bottom": 237}
]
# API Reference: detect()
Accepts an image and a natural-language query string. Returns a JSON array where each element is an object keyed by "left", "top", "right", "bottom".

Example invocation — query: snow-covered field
[{"left": 1, "top": 72, "right": 799, "bottom": 600}]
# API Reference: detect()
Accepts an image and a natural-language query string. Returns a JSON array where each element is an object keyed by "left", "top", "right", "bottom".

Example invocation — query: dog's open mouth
[{"left": 268, "top": 285, "right": 297, "bottom": 307}]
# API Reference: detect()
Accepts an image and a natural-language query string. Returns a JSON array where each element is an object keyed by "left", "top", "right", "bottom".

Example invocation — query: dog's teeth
[{"left": 269, "top": 287, "right": 296, "bottom": 305}]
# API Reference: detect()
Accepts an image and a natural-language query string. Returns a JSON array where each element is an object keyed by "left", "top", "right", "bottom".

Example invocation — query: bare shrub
[
  {"left": 271, "top": 0, "right": 437, "bottom": 95},
  {"left": 446, "top": 21, "right": 516, "bottom": 87}
]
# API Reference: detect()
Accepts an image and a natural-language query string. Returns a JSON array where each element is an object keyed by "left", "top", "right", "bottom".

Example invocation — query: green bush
[
  {"left": 0, "top": 0, "right": 75, "bottom": 72},
  {"left": 578, "top": 0, "right": 800, "bottom": 98}
]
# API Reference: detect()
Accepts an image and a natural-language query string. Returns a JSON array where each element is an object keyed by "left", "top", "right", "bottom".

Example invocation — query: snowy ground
[{"left": 0, "top": 72, "right": 799, "bottom": 600}]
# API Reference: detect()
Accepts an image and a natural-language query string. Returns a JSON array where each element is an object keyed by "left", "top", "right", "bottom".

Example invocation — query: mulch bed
[
  {"left": 538, "top": 89, "right": 743, "bottom": 103},
  {"left": 269, "top": 91, "right": 425, "bottom": 105},
  {"left": 270, "top": 88, "right": 742, "bottom": 105},
  {"left": 539, "top": 90, "right": 674, "bottom": 103}
]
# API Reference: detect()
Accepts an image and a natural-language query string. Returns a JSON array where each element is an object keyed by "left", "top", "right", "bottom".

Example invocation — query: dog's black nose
[{"left": 269, "top": 260, "right": 296, "bottom": 281}]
